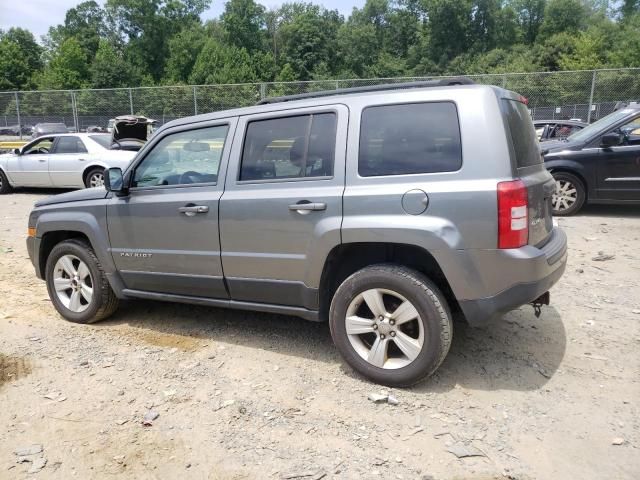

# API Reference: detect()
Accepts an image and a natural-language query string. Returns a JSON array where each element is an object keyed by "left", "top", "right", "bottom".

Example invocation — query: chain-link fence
[{"left": 1, "top": 68, "right": 639, "bottom": 139}]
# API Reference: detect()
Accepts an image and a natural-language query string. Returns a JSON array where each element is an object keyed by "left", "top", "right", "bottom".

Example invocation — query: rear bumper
[{"left": 458, "top": 227, "right": 567, "bottom": 326}]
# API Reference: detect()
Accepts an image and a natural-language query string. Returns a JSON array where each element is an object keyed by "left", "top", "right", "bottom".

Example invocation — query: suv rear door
[
  {"left": 106, "top": 119, "right": 236, "bottom": 298},
  {"left": 501, "top": 96, "right": 555, "bottom": 246},
  {"left": 219, "top": 105, "right": 347, "bottom": 310}
]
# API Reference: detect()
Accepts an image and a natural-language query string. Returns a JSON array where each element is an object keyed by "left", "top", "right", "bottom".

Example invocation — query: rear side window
[
  {"left": 90, "top": 135, "right": 111, "bottom": 148},
  {"left": 358, "top": 102, "right": 462, "bottom": 177},
  {"left": 502, "top": 99, "right": 541, "bottom": 168},
  {"left": 54, "top": 136, "right": 87, "bottom": 154},
  {"left": 240, "top": 113, "right": 336, "bottom": 181}
]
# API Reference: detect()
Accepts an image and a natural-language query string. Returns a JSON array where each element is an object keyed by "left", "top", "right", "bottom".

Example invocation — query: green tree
[
  {"left": 538, "top": 0, "right": 589, "bottom": 40},
  {"left": 221, "top": 0, "right": 266, "bottom": 53},
  {"left": 0, "top": 28, "right": 43, "bottom": 90},
  {"left": 164, "top": 24, "right": 208, "bottom": 83},
  {"left": 425, "top": 0, "right": 473, "bottom": 65},
  {"left": 90, "top": 40, "right": 140, "bottom": 88},
  {"left": 106, "top": 0, "right": 211, "bottom": 82},
  {"left": 509, "top": 0, "right": 546, "bottom": 44},
  {"left": 189, "top": 40, "right": 257, "bottom": 84},
  {"left": 38, "top": 37, "right": 90, "bottom": 89},
  {"left": 276, "top": 4, "right": 343, "bottom": 80}
]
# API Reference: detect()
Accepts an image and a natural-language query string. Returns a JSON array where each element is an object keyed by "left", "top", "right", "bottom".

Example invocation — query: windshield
[
  {"left": 567, "top": 109, "right": 635, "bottom": 142},
  {"left": 89, "top": 134, "right": 111, "bottom": 149}
]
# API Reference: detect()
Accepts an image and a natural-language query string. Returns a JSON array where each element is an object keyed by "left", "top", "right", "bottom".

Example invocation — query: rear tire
[
  {"left": 85, "top": 168, "right": 105, "bottom": 189},
  {"left": 45, "top": 239, "right": 119, "bottom": 324},
  {"left": 551, "top": 171, "right": 585, "bottom": 216},
  {"left": 0, "top": 170, "right": 13, "bottom": 194},
  {"left": 329, "top": 264, "right": 453, "bottom": 387}
]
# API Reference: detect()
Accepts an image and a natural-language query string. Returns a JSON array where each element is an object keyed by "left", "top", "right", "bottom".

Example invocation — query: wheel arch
[
  {"left": 82, "top": 164, "right": 107, "bottom": 184},
  {"left": 318, "top": 242, "right": 459, "bottom": 322},
  {"left": 39, "top": 231, "right": 92, "bottom": 279},
  {"left": 547, "top": 166, "right": 588, "bottom": 201}
]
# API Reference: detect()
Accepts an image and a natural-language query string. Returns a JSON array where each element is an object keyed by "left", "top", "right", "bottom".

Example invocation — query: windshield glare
[{"left": 567, "top": 109, "right": 634, "bottom": 142}]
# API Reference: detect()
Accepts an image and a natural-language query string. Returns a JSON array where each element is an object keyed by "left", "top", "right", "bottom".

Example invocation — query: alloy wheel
[
  {"left": 89, "top": 172, "right": 104, "bottom": 188},
  {"left": 552, "top": 179, "right": 578, "bottom": 213},
  {"left": 345, "top": 288, "right": 424, "bottom": 369},
  {"left": 52, "top": 255, "right": 93, "bottom": 313}
]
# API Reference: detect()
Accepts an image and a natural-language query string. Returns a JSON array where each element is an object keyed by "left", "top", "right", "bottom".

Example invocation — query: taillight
[{"left": 497, "top": 179, "right": 528, "bottom": 249}]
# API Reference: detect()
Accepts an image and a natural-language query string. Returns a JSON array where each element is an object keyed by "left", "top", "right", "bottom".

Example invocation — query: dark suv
[{"left": 543, "top": 103, "right": 640, "bottom": 215}]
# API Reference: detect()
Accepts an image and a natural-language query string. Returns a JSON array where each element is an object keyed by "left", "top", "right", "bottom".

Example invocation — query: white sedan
[{"left": 0, "top": 133, "right": 136, "bottom": 194}]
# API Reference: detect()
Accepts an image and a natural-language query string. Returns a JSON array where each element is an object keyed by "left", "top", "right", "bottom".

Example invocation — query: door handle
[
  {"left": 288, "top": 202, "right": 327, "bottom": 212},
  {"left": 78, "top": 158, "right": 86, "bottom": 162},
  {"left": 38, "top": 159, "right": 47, "bottom": 163},
  {"left": 178, "top": 205, "right": 209, "bottom": 217}
]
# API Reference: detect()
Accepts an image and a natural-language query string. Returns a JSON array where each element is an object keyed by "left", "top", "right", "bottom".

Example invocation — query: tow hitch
[{"left": 530, "top": 292, "right": 550, "bottom": 318}]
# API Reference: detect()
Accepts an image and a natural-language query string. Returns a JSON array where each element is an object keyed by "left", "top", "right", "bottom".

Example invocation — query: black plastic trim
[{"left": 226, "top": 277, "right": 319, "bottom": 310}]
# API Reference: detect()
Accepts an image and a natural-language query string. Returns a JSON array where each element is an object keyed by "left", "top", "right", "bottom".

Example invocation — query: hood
[
  {"left": 35, "top": 187, "right": 109, "bottom": 207},
  {"left": 540, "top": 138, "right": 584, "bottom": 155}
]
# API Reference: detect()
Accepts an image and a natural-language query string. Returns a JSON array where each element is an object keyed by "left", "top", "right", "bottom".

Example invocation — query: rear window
[
  {"left": 90, "top": 135, "right": 111, "bottom": 148},
  {"left": 358, "top": 102, "right": 462, "bottom": 177},
  {"left": 502, "top": 99, "right": 541, "bottom": 168}
]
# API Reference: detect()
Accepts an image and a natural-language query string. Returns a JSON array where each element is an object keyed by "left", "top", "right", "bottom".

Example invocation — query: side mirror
[
  {"left": 104, "top": 167, "right": 128, "bottom": 195},
  {"left": 601, "top": 132, "right": 623, "bottom": 147},
  {"left": 13, "top": 148, "right": 21, "bottom": 155}
]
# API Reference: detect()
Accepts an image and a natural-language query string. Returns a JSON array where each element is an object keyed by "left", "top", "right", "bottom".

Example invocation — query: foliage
[{"left": 2, "top": 0, "right": 640, "bottom": 93}]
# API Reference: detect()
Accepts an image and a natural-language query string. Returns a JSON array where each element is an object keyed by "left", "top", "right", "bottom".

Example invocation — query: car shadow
[
  {"left": 99, "top": 299, "right": 566, "bottom": 393},
  {"left": 577, "top": 204, "right": 640, "bottom": 218}
]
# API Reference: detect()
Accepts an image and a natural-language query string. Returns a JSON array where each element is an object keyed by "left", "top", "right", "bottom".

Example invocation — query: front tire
[
  {"left": 45, "top": 239, "right": 119, "bottom": 324},
  {"left": 329, "top": 264, "right": 453, "bottom": 387},
  {"left": 0, "top": 170, "right": 13, "bottom": 194},
  {"left": 551, "top": 171, "right": 586, "bottom": 216},
  {"left": 85, "top": 168, "right": 105, "bottom": 189}
]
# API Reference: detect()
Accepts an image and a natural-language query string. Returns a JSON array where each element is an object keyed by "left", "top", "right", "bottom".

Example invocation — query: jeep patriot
[{"left": 26, "top": 79, "right": 567, "bottom": 386}]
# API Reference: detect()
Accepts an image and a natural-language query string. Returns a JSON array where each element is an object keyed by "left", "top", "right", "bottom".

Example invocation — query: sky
[{"left": 0, "top": 0, "right": 362, "bottom": 40}]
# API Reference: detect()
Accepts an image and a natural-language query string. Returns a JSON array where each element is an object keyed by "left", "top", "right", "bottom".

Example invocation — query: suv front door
[
  {"left": 106, "top": 119, "right": 236, "bottom": 298},
  {"left": 219, "top": 106, "right": 347, "bottom": 310},
  {"left": 597, "top": 115, "right": 640, "bottom": 200}
]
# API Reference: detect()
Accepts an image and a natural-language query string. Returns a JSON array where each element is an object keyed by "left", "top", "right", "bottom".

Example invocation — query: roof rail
[{"left": 257, "top": 77, "right": 476, "bottom": 105}]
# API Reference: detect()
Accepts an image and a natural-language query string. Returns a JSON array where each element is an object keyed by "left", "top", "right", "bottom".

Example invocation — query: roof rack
[{"left": 257, "top": 77, "right": 476, "bottom": 105}]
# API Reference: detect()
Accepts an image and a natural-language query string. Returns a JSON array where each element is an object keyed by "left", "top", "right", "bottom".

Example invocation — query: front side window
[
  {"left": 133, "top": 125, "right": 229, "bottom": 188},
  {"left": 53, "top": 136, "right": 87, "bottom": 154},
  {"left": 614, "top": 116, "right": 640, "bottom": 146},
  {"left": 23, "top": 137, "right": 54, "bottom": 155},
  {"left": 359, "top": 102, "right": 462, "bottom": 176},
  {"left": 239, "top": 113, "right": 336, "bottom": 181}
]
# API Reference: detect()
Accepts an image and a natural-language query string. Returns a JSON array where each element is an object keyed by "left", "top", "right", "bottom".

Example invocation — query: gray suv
[{"left": 26, "top": 79, "right": 567, "bottom": 386}]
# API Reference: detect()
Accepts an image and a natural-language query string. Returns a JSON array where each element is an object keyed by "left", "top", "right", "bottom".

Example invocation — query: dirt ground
[{"left": 0, "top": 190, "right": 638, "bottom": 480}]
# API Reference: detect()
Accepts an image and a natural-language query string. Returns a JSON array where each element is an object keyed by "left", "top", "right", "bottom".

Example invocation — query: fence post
[
  {"left": 71, "top": 91, "right": 79, "bottom": 133},
  {"left": 587, "top": 70, "right": 597, "bottom": 123},
  {"left": 502, "top": 74, "right": 507, "bottom": 89},
  {"left": 128, "top": 88, "right": 134, "bottom": 115},
  {"left": 260, "top": 83, "right": 266, "bottom": 100},
  {"left": 193, "top": 86, "right": 198, "bottom": 115},
  {"left": 14, "top": 92, "right": 22, "bottom": 140}
]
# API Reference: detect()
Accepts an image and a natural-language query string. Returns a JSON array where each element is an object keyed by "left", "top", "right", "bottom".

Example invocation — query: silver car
[{"left": 0, "top": 133, "right": 136, "bottom": 193}]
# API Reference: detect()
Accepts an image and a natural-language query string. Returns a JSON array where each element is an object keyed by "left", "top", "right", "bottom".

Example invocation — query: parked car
[
  {"left": 25, "top": 79, "right": 567, "bottom": 386},
  {"left": 534, "top": 119, "right": 587, "bottom": 141},
  {"left": 32, "top": 123, "right": 69, "bottom": 138},
  {"left": 0, "top": 133, "right": 137, "bottom": 193},
  {"left": 110, "top": 115, "right": 157, "bottom": 151},
  {"left": 543, "top": 102, "right": 640, "bottom": 215},
  {"left": 0, "top": 124, "right": 32, "bottom": 136}
]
